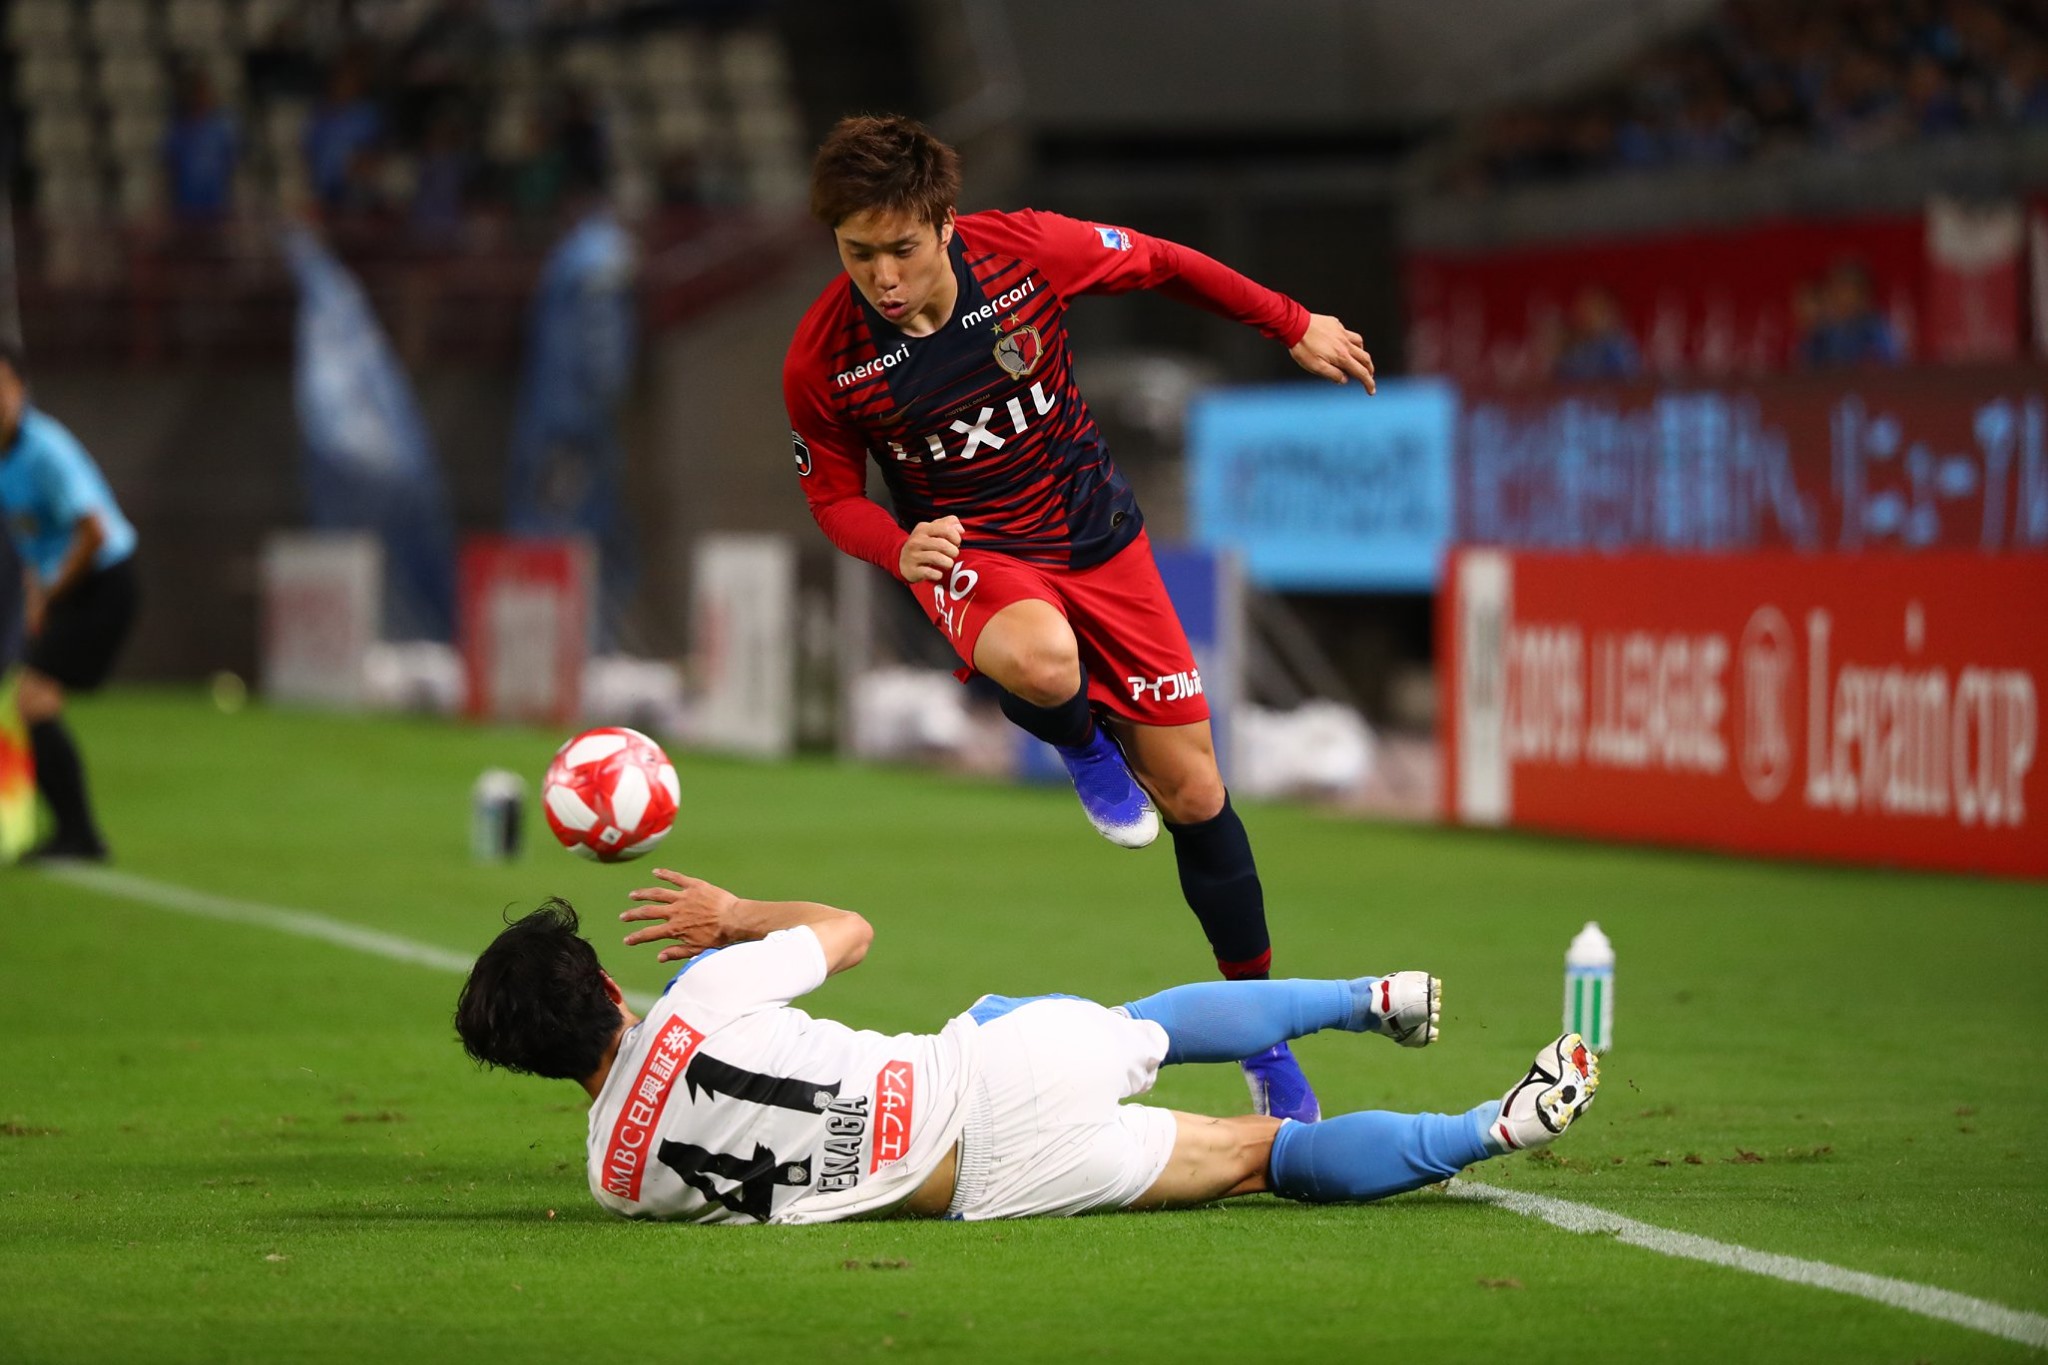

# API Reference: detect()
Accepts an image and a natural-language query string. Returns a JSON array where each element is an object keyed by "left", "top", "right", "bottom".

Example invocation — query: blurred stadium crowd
[
  {"left": 6, "top": 0, "right": 807, "bottom": 240},
  {"left": 1454, "top": 0, "right": 2048, "bottom": 189}
]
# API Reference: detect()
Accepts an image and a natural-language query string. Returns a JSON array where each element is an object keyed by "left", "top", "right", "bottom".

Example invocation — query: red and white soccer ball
[{"left": 542, "top": 727, "right": 680, "bottom": 862}]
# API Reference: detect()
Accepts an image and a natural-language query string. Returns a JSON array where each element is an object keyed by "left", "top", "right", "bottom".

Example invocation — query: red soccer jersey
[{"left": 783, "top": 209, "right": 1309, "bottom": 574}]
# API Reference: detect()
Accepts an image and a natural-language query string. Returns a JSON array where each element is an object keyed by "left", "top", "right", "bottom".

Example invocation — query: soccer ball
[{"left": 542, "top": 727, "right": 680, "bottom": 862}]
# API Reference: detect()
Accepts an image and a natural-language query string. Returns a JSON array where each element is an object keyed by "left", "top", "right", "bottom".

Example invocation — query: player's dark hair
[
  {"left": 455, "top": 899, "right": 623, "bottom": 1081},
  {"left": 809, "top": 114, "right": 960, "bottom": 230}
]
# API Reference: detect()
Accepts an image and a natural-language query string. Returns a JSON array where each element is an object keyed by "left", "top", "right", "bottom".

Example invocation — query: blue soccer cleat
[
  {"left": 1057, "top": 728, "right": 1158, "bottom": 849},
  {"left": 1242, "top": 1042, "right": 1321, "bottom": 1123}
]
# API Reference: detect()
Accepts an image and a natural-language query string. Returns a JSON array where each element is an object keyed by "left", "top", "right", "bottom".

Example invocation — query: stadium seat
[
  {"left": 262, "top": 100, "right": 307, "bottom": 160},
  {"left": 34, "top": 170, "right": 105, "bottom": 226},
  {"left": 6, "top": 0, "right": 77, "bottom": 51},
  {"left": 558, "top": 40, "right": 624, "bottom": 90},
  {"left": 87, "top": 0, "right": 156, "bottom": 49},
  {"left": 107, "top": 109, "right": 167, "bottom": 160},
  {"left": 26, "top": 111, "right": 97, "bottom": 170},
  {"left": 115, "top": 163, "right": 160, "bottom": 222},
  {"left": 164, "top": 0, "right": 234, "bottom": 53},
  {"left": 236, "top": 0, "right": 288, "bottom": 45},
  {"left": 96, "top": 53, "right": 169, "bottom": 108},
  {"left": 651, "top": 104, "right": 711, "bottom": 155},
  {"left": 18, "top": 49, "right": 89, "bottom": 104},
  {"left": 634, "top": 31, "right": 707, "bottom": 98},
  {"left": 715, "top": 29, "right": 788, "bottom": 94}
]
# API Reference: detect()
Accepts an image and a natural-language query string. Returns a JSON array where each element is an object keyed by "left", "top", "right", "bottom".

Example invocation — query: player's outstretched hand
[
  {"left": 898, "top": 516, "right": 963, "bottom": 584},
  {"left": 1288, "top": 314, "right": 1377, "bottom": 393},
  {"left": 621, "top": 868, "right": 740, "bottom": 963}
]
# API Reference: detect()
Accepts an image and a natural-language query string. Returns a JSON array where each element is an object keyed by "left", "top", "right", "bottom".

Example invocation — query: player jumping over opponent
[
  {"left": 455, "top": 871, "right": 1599, "bottom": 1226},
  {"left": 783, "top": 115, "right": 1379, "bottom": 1121}
]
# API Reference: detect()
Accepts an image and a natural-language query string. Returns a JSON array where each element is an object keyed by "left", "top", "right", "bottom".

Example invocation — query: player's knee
[
  {"left": 989, "top": 638, "right": 1080, "bottom": 706},
  {"left": 16, "top": 671, "right": 63, "bottom": 722},
  {"left": 1149, "top": 766, "right": 1225, "bottom": 825}
]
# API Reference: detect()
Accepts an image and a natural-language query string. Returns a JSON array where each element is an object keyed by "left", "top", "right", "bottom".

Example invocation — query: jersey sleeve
[
  {"left": 783, "top": 347, "right": 909, "bottom": 575},
  {"left": 980, "top": 209, "right": 1310, "bottom": 347},
  {"left": 31, "top": 426, "right": 95, "bottom": 528},
  {"left": 671, "top": 927, "right": 831, "bottom": 1019}
]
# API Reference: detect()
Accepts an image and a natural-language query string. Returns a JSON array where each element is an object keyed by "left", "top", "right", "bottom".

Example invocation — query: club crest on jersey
[
  {"left": 993, "top": 323, "right": 1044, "bottom": 379},
  {"left": 791, "top": 430, "right": 813, "bottom": 476}
]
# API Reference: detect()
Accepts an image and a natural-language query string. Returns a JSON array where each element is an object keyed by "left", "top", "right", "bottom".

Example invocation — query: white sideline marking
[
  {"left": 1447, "top": 1180, "right": 2048, "bottom": 1351},
  {"left": 35, "top": 865, "right": 2048, "bottom": 1348},
  {"left": 37, "top": 863, "right": 658, "bottom": 1012}
]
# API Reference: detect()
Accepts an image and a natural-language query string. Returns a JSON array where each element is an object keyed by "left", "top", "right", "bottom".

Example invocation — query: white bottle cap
[{"left": 1567, "top": 920, "right": 1614, "bottom": 968}]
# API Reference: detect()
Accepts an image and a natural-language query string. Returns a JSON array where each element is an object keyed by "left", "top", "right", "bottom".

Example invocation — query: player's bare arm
[
  {"left": 897, "top": 515, "right": 962, "bottom": 583},
  {"left": 620, "top": 868, "right": 873, "bottom": 972},
  {"left": 1288, "top": 313, "right": 1377, "bottom": 392}
]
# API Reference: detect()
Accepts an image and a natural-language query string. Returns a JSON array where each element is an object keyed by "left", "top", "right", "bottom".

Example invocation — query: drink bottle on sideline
[
  {"left": 471, "top": 769, "right": 525, "bottom": 863},
  {"left": 1565, "top": 921, "right": 1614, "bottom": 1053}
]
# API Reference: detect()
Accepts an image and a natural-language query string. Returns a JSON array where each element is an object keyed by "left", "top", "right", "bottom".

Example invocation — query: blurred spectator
[
  {"left": 304, "top": 55, "right": 386, "bottom": 211},
  {"left": 1553, "top": 287, "right": 1643, "bottom": 381},
  {"left": 506, "top": 90, "right": 608, "bottom": 221},
  {"left": 161, "top": 71, "right": 240, "bottom": 223},
  {"left": 411, "top": 106, "right": 478, "bottom": 242},
  {"left": 1797, "top": 261, "right": 1903, "bottom": 367}
]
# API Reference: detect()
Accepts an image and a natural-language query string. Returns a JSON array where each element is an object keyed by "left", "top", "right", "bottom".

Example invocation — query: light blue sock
[
  {"left": 1122, "top": 978, "right": 1382, "bottom": 1064},
  {"left": 1267, "top": 1102, "right": 1501, "bottom": 1203}
]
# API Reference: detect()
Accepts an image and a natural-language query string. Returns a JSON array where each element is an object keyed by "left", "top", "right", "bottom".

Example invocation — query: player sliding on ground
[
  {"left": 785, "top": 115, "right": 1380, "bottom": 1122},
  {"left": 455, "top": 870, "right": 1599, "bottom": 1225}
]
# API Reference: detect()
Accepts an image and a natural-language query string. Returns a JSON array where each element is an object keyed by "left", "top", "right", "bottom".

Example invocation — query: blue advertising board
[
  {"left": 1186, "top": 379, "right": 1457, "bottom": 591},
  {"left": 1014, "top": 542, "right": 1241, "bottom": 784}
]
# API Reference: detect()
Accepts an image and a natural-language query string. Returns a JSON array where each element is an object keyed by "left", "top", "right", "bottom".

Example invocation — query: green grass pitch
[{"left": 2, "top": 690, "right": 2044, "bottom": 1363}]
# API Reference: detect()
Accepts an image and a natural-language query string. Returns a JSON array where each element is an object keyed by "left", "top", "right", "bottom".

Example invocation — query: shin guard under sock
[
  {"left": 1122, "top": 978, "right": 1377, "bottom": 1064},
  {"left": 1167, "top": 794, "right": 1271, "bottom": 978},
  {"left": 1267, "top": 1104, "right": 1497, "bottom": 1203},
  {"left": 998, "top": 669, "right": 1095, "bottom": 750}
]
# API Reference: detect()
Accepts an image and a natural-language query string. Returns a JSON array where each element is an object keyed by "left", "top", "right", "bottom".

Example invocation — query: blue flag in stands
[
  {"left": 284, "top": 226, "right": 455, "bottom": 641},
  {"left": 505, "top": 209, "right": 636, "bottom": 648}
]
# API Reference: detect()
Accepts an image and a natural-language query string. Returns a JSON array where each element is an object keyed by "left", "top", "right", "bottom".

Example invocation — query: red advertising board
[
  {"left": 1409, "top": 215, "right": 1928, "bottom": 385},
  {"left": 1460, "top": 365, "right": 2048, "bottom": 556},
  {"left": 458, "top": 537, "right": 591, "bottom": 726},
  {"left": 1440, "top": 549, "right": 2046, "bottom": 878}
]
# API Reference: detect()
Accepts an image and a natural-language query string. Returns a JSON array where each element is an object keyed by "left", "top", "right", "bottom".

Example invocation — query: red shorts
[{"left": 909, "top": 529, "right": 1210, "bottom": 727}]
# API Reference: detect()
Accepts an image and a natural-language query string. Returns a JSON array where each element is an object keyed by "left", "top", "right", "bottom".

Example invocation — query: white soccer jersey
[{"left": 585, "top": 927, "right": 980, "bottom": 1226}]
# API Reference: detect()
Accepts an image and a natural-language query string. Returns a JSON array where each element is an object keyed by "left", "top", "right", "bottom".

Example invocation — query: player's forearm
[
  {"left": 810, "top": 495, "right": 912, "bottom": 577},
  {"left": 727, "top": 899, "right": 873, "bottom": 974},
  {"left": 43, "top": 515, "right": 104, "bottom": 603},
  {"left": 1153, "top": 242, "right": 1309, "bottom": 346},
  {"left": 726, "top": 898, "right": 859, "bottom": 940}
]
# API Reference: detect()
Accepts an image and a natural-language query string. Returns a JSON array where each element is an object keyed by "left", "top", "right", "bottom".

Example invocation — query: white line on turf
[
  {"left": 37, "top": 862, "right": 659, "bottom": 1013},
  {"left": 1446, "top": 1180, "right": 2048, "bottom": 1351},
  {"left": 36, "top": 863, "right": 2048, "bottom": 1350}
]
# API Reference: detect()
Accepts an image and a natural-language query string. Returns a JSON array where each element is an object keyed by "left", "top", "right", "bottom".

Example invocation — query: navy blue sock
[
  {"left": 1122, "top": 978, "right": 1377, "bottom": 1064},
  {"left": 1267, "top": 1104, "right": 1499, "bottom": 1203},
  {"left": 998, "top": 668, "right": 1095, "bottom": 750},
  {"left": 1167, "top": 794, "right": 1271, "bottom": 978}
]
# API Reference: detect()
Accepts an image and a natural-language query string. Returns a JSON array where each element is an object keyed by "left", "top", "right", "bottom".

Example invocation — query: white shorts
[{"left": 945, "top": 996, "right": 1179, "bottom": 1221}]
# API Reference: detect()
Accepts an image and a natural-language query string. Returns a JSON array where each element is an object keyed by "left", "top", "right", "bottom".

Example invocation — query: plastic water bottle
[
  {"left": 1565, "top": 921, "right": 1614, "bottom": 1053},
  {"left": 471, "top": 769, "right": 525, "bottom": 863}
]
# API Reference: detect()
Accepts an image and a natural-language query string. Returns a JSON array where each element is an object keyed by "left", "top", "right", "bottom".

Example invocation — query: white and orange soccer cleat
[{"left": 1490, "top": 1032, "right": 1600, "bottom": 1152}]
